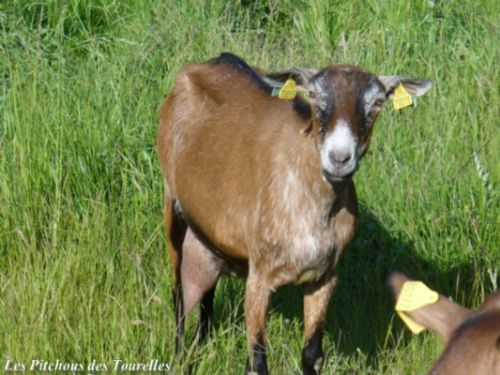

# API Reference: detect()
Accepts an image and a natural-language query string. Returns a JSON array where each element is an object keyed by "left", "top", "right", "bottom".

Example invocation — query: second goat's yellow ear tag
[
  {"left": 397, "top": 311, "right": 425, "bottom": 334},
  {"left": 278, "top": 78, "right": 297, "bottom": 100},
  {"left": 396, "top": 281, "right": 439, "bottom": 312},
  {"left": 393, "top": 83, "right": 413, "bottom": 110},
  {"left": 395, "top": 280, "right": 439, "bottom": 334}
]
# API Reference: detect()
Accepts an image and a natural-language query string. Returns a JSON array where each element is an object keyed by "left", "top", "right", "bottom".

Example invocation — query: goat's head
[{"left": 281, "top": 66, "right": 432, "bottom": 184}]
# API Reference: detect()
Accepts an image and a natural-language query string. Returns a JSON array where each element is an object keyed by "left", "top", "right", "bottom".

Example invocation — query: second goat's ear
[
  {"left": 378, "top": 76, "right": 432, "bottom": 99},
  {"left": 388, "top": 271, "right": 473, "bottom": 342}
]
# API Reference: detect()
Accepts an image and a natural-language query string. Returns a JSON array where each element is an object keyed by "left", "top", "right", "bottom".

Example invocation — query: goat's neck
[{"left": 274, "top": 132, "right": 343, "bottom": 216}]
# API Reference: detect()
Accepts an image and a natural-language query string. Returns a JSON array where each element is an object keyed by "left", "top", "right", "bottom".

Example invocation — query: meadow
[{"left": 0, "top": 1, "right": 498, "bottom": 373}]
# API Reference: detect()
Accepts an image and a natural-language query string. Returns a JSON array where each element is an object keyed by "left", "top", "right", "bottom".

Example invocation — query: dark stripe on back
[
  {"left": 211, "top": 52, "right": 273, "bottom": 94},
  {"left": 211, "top": 53, "right": 313, "bottom": 121}
]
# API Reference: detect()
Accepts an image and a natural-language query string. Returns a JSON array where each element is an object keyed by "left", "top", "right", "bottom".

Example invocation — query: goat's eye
[
  {"left": 367, "top": 98, "right": 385, "bottom": 119},
  {"left": 373, "top": 98, "right": 385, "bottom": 109}
]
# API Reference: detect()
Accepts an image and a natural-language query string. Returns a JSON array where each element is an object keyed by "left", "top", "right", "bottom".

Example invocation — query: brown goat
[
  {"left": 389, "top": 272, "right": 500, "bottom": 374},
  {"left": 157, "top": 53, "right": 431, "bottom": 374}
]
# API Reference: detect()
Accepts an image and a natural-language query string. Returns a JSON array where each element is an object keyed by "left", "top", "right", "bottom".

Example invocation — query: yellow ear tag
[
  {"left": 393, "top": 83, "right": 413, "bottom": 110},
  {"left": 397, "top": 311, "right": 426, "bottom": 334},
  {"left": 395, "top": 280, "right": 439, "bottom": 334},
  {"left": 396, "top": 281, "right": 439, "bottom": 311},
  {"left": 278, "top": 78, "right": 297, "bottom": 100}
]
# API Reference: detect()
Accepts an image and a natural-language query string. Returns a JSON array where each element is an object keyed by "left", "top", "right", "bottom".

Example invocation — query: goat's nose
[{"left": 329, "top": 151, "right": 352, "bottom": 165}]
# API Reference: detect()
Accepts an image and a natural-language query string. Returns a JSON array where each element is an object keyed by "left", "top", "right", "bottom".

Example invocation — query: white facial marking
[{"left": 320, "top": 119, "right": 357, "bottom": 175}]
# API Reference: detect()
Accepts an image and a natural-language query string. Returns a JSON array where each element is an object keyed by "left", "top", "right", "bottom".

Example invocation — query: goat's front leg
[
  {"left": 302, "top": 272, "right": 337, "bottom": 375},
  {"left": 244, "top": 271, "right": 272, "bottom": 375}
]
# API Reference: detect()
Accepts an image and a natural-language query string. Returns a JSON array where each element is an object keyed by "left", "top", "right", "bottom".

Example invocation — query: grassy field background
[{"left": 0, "top": 1, "right": 498, "bottom": 373}]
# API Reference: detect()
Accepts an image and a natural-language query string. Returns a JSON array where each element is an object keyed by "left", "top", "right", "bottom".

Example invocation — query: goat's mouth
[{"left": 322, "top": 169, "right": 355, "bottom": 184}]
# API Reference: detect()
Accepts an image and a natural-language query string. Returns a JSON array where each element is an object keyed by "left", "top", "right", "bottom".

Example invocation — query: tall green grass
[{"left": 0, "top": 1, "right": 498, "bottom": 373}]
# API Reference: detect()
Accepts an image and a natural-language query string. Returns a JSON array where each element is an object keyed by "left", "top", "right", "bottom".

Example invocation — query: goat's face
[{"left": 301, "top": 65, "right": 432, "bottom": 184}]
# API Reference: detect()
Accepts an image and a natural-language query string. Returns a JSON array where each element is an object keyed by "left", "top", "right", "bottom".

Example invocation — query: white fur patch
[
  {"left": 363, "top": 84, "right": 385, "bottom": 114},
  {"left": 260, "top": 162, "right": 336, "bottom": 286},
  {"left": 320, "top": 119, "right": 357, "bottom": 174}
]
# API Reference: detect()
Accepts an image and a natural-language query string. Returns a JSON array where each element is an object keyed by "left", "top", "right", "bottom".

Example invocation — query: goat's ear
[
  {"left": 388, "top": 272, "right": 472, "bottom": 342},
  {"left": 266, "top": 67, "right": 318, "bottom": 87},
  {"left": 265, "top": 68, "right": 320, "bottom": 106},
  {"left": 378, "top": 76, "right": 432, "bottom": 99}
]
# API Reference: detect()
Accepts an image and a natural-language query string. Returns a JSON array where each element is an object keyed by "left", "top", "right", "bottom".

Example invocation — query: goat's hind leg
[
  {"left": 181, "top": 229, "right": 222, "bottom": 344},
  {"left": 164, "top": 198, "right": 188, "bottom": 355},
  {"left": 196, "top": 286, "right": 216, "bottom": 343}
]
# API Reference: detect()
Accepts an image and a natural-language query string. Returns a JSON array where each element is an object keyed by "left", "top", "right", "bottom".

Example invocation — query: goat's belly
[{"left": 182, "top": 209, "right": 250, "bottom": 262}]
